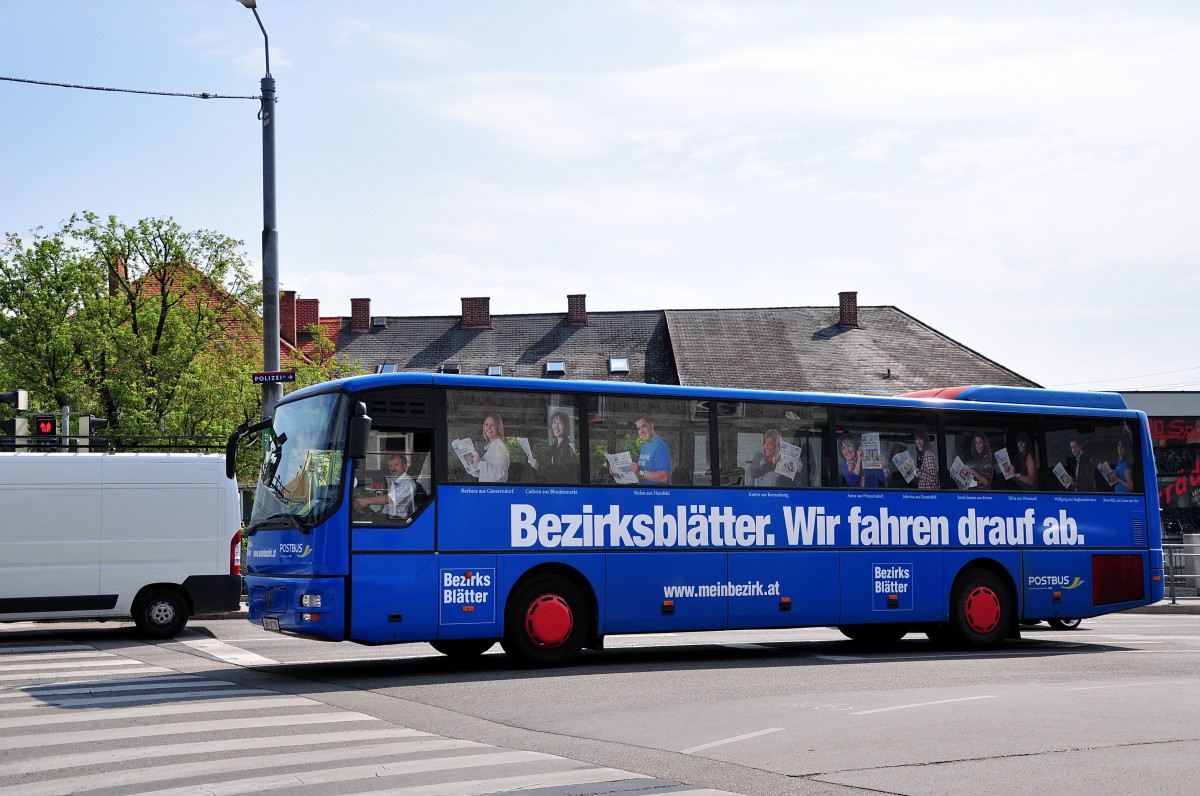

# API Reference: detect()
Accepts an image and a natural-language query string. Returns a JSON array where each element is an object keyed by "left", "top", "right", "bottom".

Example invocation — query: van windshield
[{"left": 249, "top": 392, "right": 349, "bottom": 529}]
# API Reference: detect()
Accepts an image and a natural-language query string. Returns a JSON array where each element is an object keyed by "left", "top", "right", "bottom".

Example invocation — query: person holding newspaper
[
  {"left": 960, "top": 433, "right": 993, "bottom": 489},
  {"left": 619, "top": 416, "right": 671, "bottom": 485},
  {"left": 838, "top": 433, "right": 889, "bottom": 489},
  {"left": 1062, "top": 437, "right": 1096, "bottom": 492},
  {"left": 914, "top": 427, "right": 939, "bottom": 490},
  {"left": 463, "top": 413, "right": 510, "bottom": 483},
  {"left": 530, "top": 410, "right": 578, "bottom": 483},
  {"left": 748, "top": 428, "right": 802, "bottom": 487},
  {"left": 1111, "top": 438, "right": 1134, "bottom": 493},
  {"left": 1012, "top": 432, "right": 1038, "bottom": 489}
]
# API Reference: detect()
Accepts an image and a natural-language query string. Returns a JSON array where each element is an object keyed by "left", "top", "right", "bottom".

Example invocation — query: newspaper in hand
[
  {"left": 517, "top": 436, "right": 534, "bottom": 465},
  {"left": 1096, "top": 461, "right": 1118, "bottom": 487},
  {"left": 1052, "top": 462, "right": 1072, "bottom": 489},
  {"left": 994, "top": 448, "right": 1016, "bottom": 480},
  {"left": 451, "top": 437, "right": 479, "bottom": 476},
  {"left": 860, "top": 433, "right": 884, "bottom": 470},
  {"left": 950, "top": 456, "right": 977, "bottom": 489},
  {"left": 605, "top": 451, "right": 638, "bottom": 485},
  {"left": 775, "top": 440, "right": 801, "bottom": 480},
  {"left": 892, "top": 449, "right": 918, "bottom": 483}
]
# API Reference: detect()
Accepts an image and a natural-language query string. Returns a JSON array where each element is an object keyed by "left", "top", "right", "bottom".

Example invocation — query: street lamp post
[{"left": 237, "top": 0, "right": 281, "bottom": 421}]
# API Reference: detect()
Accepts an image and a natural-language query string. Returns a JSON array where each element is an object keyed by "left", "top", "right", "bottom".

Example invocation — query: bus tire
[
  {"left": 502, "top": 575, "right": 587, "bottom": 668},
  {"left": 429, "top": 639, "right": 495, "bottom": 658},
  {"left": 1048, "top": 618, "right": 1082, "bottom": 630},
  {"left": 946, "top": 568, "right": 1012, "bottom": 650},
  {"left": 837, "top": 624, "right": 908, "bottom": 646},
  {"left": 133, "top": 588, "right": 189, "bottom": 639}
]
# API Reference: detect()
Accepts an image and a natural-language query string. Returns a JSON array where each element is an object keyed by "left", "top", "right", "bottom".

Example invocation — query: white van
[{"left": 0, "top": 452, "right": 242, "bottom": 638}]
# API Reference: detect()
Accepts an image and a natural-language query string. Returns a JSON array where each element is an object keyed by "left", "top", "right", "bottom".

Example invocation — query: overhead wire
[{"left": 0, "top": 74, "right": 259, "bottom": 101}]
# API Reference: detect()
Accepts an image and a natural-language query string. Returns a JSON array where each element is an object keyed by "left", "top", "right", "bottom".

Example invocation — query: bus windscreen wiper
[{"left": 245, "top": 513, "right": 305, "bottom": 535}]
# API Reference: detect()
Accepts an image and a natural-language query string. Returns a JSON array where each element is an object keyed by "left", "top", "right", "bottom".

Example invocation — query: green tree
[
  {"left": 0, "top": 212, "right": 264, "bottom": 438},
  {"left": 0, "top": 224, "right": 97, "bottom": 411}
]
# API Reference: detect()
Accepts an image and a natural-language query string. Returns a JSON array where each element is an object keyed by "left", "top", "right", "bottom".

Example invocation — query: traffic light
[
  {"left": 31, "top": 414, "right": 58, "bottom": 452},
  {"left": 78, "top": 415, "right": 108, "bottom": 437},
  {"left": 0, "top": 388, "right": 28, "bottom": 411},
  {"left": 78, "top": 415, "right": 109, "bottom": 449}
]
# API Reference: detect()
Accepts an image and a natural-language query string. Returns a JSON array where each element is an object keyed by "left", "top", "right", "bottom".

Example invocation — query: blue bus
[{"left": 234, "top": 374, "right": 1164, "bottom": 666}]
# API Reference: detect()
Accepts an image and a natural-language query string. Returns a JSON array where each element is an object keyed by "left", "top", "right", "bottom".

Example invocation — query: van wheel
[
  {"left": 133, "top": 589, "right": 189, "bottom": 639},
  {"left": 946, "top": 569, "right": 1012, "bottom": 650},
  {"left": 430, "top": 639, "right": 495, "bottom": 658},
  {"left": 502, "top": 575, "right": 587, "bottom": 668}
]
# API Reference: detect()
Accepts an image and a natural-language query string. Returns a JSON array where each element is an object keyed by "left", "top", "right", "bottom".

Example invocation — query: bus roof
[
  {"left": 287, "top": 373, "right": 1133, "bottom": 416},
  {"left": 898, "top": 385, "right": 1128, "bottom": 410}
]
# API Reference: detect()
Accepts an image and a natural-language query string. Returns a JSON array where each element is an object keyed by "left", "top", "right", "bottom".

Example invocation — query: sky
[{"left": 2, "top": 1, "right": 1198, "bottom": 393}]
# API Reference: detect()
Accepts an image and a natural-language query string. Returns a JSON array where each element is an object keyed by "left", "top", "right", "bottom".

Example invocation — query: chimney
[
  {"left": 461, "top": 296, "right": 492, "bottom": 329},
  {"left": 838, "top": 291, "right": 860, "bottom": 329},
  {"left": 566, "top": 294, "right": 587, "bottom": 326},
  {"left": 280, "top": 290, "right": 298, "bottom": 346},
  {"left": 296, "top": 298, "right": 320, "bottom": 335},
  {"left": 350, "top": 298, "right": 371, "bottom": 332}
]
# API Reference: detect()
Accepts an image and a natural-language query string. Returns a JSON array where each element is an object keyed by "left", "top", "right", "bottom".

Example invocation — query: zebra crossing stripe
[
  {"left": 0, "top": 738, "right": 487, "bottom": 796},
  {"left": 0, "top": 687, "right": 275, "bottom": 711},
  {"left": 0, "top": 729, "right": 428, "bottom": 779},
  {"left": 132, "top": 750, "right": 600, "bottom": 796},
  {"left": 0, "top": 695, "right": 317, "bottom": 729},
  {"left": 0, "top": 666, "right": 170, "bottom": 682},
  {"left": 0, "top": 710, "right": 380, "bottom": 750}
]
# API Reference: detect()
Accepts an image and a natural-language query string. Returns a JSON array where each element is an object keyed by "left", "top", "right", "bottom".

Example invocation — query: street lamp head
[{"left": 236, "top": 0, "right": 257, "bottom": 8}]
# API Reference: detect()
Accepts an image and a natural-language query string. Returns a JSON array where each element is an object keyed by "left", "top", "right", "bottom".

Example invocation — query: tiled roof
[
  {"left": 665, "top": 305, "right": 1038, "bottom": 394},
  {"left": 332, "top": 311, "right": 678, "bottom": 384}
]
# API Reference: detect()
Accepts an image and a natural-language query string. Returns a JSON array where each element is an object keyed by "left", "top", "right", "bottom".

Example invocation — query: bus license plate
[{"left": 262, "top": 617, "right": 280, "bottom": 632}]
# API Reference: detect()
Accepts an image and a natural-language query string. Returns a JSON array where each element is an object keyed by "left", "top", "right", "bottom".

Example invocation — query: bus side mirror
[{"left": 348, "top": 402, "right": 372, "bottom": 460}]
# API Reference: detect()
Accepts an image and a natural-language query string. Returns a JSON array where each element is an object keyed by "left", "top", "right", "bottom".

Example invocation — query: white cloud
[{"left": 335, "top": 18, "right": 467, "bottom": 60}]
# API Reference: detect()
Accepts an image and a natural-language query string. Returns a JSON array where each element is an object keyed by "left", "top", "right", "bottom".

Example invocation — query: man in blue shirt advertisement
[{"left": 632, "top": 416, "right": 672, "bottom": 484}]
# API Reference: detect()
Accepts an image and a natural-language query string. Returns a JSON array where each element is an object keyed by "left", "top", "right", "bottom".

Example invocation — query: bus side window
[
  {"left": 835, "top": 408, "right": 938, "bottom": 490},
  {"left": 592, "top": 396, "right": 691, "bottom": 486},
  {"left": 719, "top": 401, "right": 828, "bottom": 489},
  {"left": 353, "top": 430, "right": 432, "bottom": 526}
]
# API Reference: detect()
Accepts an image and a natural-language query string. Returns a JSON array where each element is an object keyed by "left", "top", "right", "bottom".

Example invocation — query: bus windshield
[{"left": 249, "top": 391, "right": 349, "bottom": 530}]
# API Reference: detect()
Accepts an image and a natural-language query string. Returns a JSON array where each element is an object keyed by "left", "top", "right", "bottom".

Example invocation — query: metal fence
[{"left": 1163, "top": 537, "right": 1200, "bottom": 604}]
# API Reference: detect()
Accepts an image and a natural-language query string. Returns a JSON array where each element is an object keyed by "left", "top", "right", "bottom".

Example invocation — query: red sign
[{"left": 1149, "top": 417, "right": 1200, "bottom": 445}]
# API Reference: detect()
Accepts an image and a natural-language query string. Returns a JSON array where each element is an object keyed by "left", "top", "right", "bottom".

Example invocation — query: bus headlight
[{"left": 300, "top": 593, "right": 322, "bottom": 608}]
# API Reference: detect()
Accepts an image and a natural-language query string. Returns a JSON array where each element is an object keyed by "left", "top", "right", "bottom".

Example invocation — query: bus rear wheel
[
  {"left": 945, "top": 568, "right": 1012, "bottom": 650},
  {"left": 429, "top": 639, "right": 495, "bottom": 659},
  {"left": 502, "top": 575, "right": 587, "bottom": 668},
  {"left": 133, "top": 588, "right": 189, "bottom": 639},
  {"left": 1048, "top": 618, "right": 1082, "bottom": 630}
]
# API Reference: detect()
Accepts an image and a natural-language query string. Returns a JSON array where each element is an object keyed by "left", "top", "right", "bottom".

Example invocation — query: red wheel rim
[
  {"left": 524, "top": 593, "right": 573, "bottom": 648},
  {"left": 963, "top": 586, "right": 1001, "bottom": 634}
]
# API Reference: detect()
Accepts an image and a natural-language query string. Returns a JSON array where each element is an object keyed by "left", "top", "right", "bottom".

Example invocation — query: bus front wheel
[
  {"left": 502, "top": 575, "right": 587, "bottom": 668},
  {"left": 945, "top": 568, "right": 1012, "bottom": 650},
  {"left": 430, "top": 639, "right": 495, "bottom": 659}
]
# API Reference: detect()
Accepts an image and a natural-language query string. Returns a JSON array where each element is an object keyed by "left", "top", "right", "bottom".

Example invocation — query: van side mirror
[{"left": 348, "top": 402, "right": 371, "bottom": 460}]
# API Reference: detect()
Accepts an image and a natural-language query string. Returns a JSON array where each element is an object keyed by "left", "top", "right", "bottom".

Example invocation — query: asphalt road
[{"left": 3, "top": 611, "right": 1199, "bottom": 795}]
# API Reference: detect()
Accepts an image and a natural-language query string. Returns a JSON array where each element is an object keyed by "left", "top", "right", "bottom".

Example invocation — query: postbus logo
[{"left": 1027, "top": 575, "right": 1084, "bottom": 590}]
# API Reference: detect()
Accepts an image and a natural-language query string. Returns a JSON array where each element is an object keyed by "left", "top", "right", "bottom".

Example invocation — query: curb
[{"left": 1125, "top": 600, "right": 1200, "bottom": 615}]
